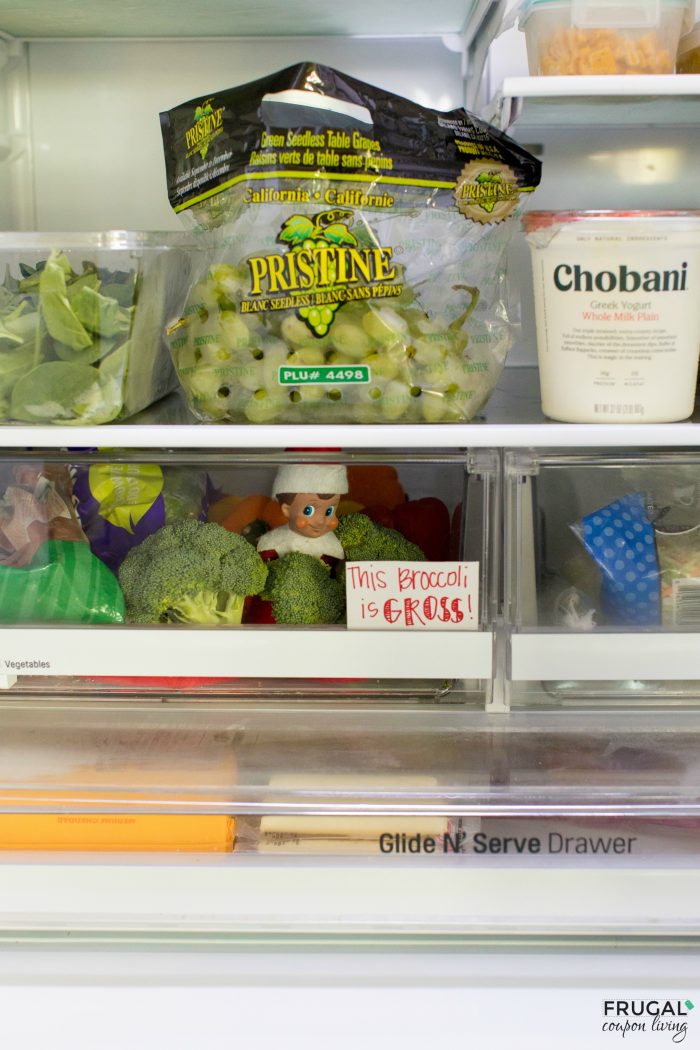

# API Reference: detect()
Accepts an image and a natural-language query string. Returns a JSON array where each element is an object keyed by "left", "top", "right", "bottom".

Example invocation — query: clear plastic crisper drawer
[
  {"left": 1, "top": 701, "right": 700, "bottom": 864},
  {"left": 0, "top": 447, "right": 497, "bottom": 703},
  {"left": 505, "top": 449, "right": 700, "bottom": 706}
]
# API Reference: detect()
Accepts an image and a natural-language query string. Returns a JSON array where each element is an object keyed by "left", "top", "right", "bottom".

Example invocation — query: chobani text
[{"left": 553, "top": 262, "right": 688, "bottom": 293}]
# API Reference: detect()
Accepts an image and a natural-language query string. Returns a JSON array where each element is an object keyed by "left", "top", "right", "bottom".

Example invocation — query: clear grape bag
[{"left": 160, "top": 63, "right": 541, "bottom": 424}]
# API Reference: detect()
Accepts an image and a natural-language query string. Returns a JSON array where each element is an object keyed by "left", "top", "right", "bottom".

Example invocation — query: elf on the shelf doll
[{"left": 257, "top": 463, "right": 348, "bottom": 563}]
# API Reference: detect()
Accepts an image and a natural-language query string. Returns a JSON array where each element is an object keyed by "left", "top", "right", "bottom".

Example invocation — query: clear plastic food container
[
  {"left": 518, "top": 0, "right": 691, "bottom": 74},
  {"left": 523, "top": 209, "right": 700, "bottom": 423},
  {"left": 0, "top": 448, "right": 497, "bottom": 704},
  {"left": 677, "top": 21, "right": 700, "bottom": 71},
  {"left": 0, "top": 231, "right": 192, "bottom": 425},
  {"left": 505, "top": 450, "right": 700, "bottom": 706}
]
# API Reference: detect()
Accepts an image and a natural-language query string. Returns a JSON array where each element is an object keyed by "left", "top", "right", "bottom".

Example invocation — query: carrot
[
  {"left": 221, "top": 494, "right": 286, "bottom": 534},
  {"left": 207, "top": 494, "right": 243, "bottom": 525},
  {"left": 347, "top": 465, "right": 405, "bottom": 510}
]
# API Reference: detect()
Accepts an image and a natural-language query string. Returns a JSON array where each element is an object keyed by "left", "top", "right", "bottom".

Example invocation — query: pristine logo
[
  {"left": 242, "top": 209, "right": 400, "bottom": 335},
  {"left": 185, "top": 99, "right": 224, "bottom": 160},
  {"left": 602, "top": 1000, "right": 694, "bottom": 1043}
]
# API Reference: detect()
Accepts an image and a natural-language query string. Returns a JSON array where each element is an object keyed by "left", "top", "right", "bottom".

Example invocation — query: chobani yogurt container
[{"left": 524, "top": 210, "right": 700, "bottom": 423}]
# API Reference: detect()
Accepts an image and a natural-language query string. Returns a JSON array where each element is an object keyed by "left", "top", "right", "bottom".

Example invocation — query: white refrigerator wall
[{"left": 22, "top": 38, "right": 463, "bottom": 232}]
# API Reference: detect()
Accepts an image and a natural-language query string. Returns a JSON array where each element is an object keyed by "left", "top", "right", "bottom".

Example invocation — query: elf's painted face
[{"left": 281, "top": 493, "right": 341, "bottom": 538}]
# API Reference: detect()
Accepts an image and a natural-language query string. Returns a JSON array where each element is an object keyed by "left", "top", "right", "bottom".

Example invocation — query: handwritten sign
[{"left": 345, "top": 561, "right": 479, "bottom": 631}]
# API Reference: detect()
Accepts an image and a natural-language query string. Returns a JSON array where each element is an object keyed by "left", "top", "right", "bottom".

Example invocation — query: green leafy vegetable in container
[
  {"left": 0, "top": 237, "right": 182, "bottom": 425},
  {"left": 335, "top": 512, "right": 426, "bottom": 563},
  {"left": 261, "top": 550, "right": 346, "bottom": 625},
  {"left": 0, "top": 251, "right": 134, "bottom": 424},
  {"left": 118, "top": 518, "right": 268, "bottom": 625}
]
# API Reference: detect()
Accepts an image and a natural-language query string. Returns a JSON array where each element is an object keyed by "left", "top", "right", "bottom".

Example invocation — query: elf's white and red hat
[{"left": 272, "top": 462, "right": 348, "bottom": 498}]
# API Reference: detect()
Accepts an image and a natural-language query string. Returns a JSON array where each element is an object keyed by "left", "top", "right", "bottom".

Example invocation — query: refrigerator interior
[{"left": 0, "top": 0, "right": 698, "bottom": 964}]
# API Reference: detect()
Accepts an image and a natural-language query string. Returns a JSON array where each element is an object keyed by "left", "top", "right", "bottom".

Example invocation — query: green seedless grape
[
  {"left": 281, "top": 314, "right": 317, "bottom": 347},
  {"left": 286, "top": 346, "right": 325, "bottom": 367},
  {"left": 413, "top": 317, "right": 445, "bottom": 337},
  {"left": 411, "top": 339, "right": 448, "bottom": 368},
  {"left": 172, "top": 341, "right": 198, "bottom": 372},
  {"left": 219, "top": 311, "right": 251, "bottom": 350},
  {"left": 441, "top": 386, "right": 475, "bottom": 422},
  {"left": 184, "top": 280, "right": 219, "bottom": 319},
  {"left": 194, "top": 395, "right": 231, "bottom": 421},
  {"left": 324, "top": 351, "right": 356, "bottom": 367},
  {"left": 185, "top": 311, "right": 220, "bottom": 345},
  {"left": 329, "top": 323, "right": 371, "bottom": 361},
  {"left": 262, "top": 341, "right": 291, "bottom": 389},
  {"left": 420, "top": 390, "right": 448, "bottom": 422},
  {"left": 197, "top": 343, "right": 235, "bottom": 367},
  {"left": 235, "top": 356, "right": 266, "bottom": 392},
  {"left": 185, "top": 367, "right": 226, "bottom": 400},
  {"left": 292, "top": 384, "right": 325, "bottom": 403},
  {"left": 364, "top": 351, "right": 402, "bottom": 381},
  {"left": 380, "top": 379, "right": 412, "bottom": 421},
  {"left": 394, "top": 286, "right": 417, "bottom": 307},
  {"left": 243, "top": 388, "right": 286, "bottom": 423},
  {"left": 240, "top": 313, "right": 267, "bottom": 335},
  {"left": 210, "top": 264, "right": 247, "bottom": 304},
  {"left": 346, "top": 377, "right": 389, "bottom": 422},
  {"left": 362, "top": 306, "right": 409, "bottom": 347}
]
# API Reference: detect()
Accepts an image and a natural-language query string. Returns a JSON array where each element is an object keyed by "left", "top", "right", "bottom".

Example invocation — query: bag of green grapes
[{"left": 160, "top": 63, "right": 541, "bottom": 424}]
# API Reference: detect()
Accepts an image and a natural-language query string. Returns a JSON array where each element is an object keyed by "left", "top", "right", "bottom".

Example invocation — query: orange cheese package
[{"left": 0, "top": 812, "right": 235, "bottom": 852}]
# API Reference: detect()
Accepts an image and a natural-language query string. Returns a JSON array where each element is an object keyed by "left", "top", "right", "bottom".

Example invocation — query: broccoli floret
[
  {"left": 262, "top": 551, "right": 345, "bottom": 624},
  {"left": 336, "top": 512, "right": 426, "bottom": 562},
  {"left": 119, "top": 518, "right": 268, "bottom": 624}
]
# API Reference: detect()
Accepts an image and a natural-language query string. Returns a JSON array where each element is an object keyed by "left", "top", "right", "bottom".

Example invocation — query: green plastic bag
[{"left": 0, "top": 539, "right": 125, "bottom": 624}]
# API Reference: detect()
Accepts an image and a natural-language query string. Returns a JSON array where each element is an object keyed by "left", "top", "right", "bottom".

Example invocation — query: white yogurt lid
[
  {"left": 522, "top": 208, "right": 700, "bottom": 234},
  {"left": 523, "top": 209, "right": 700, "bottom": 248}
]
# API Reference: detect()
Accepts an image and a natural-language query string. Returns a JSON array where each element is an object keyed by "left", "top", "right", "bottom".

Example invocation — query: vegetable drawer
[
  {"left": 505, "top": 450, "right": 700, "bottom": 706},
  {"left": 0, "top": 447, "right": 497, "bottom": 703}
]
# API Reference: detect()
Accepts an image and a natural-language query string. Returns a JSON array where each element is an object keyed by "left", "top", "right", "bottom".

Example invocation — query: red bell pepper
[
  {"left": 362, "top": 504, "right": 397, "bottom": 530},
  {"left": 392, "top": 497, "right": 451, "bottom": 561}
]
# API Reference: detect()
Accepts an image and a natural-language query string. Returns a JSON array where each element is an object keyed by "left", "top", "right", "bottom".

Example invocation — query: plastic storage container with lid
[
  {"left": 517, "top": 0, "right": 692, "bottom": 74},
  {"left": 523, "top": 209, "right": 700, "bottom": 423},
  {"left": 0, "top": 231, "right": 193, "bottom": 425},
  {"left": 677, "top": 20, "right": 700, "bottom": 71}
]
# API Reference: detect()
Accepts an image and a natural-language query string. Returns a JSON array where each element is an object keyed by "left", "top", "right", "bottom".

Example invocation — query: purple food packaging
[{"left": 72, "top": 463, "right": 207, "bottom": 573}]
